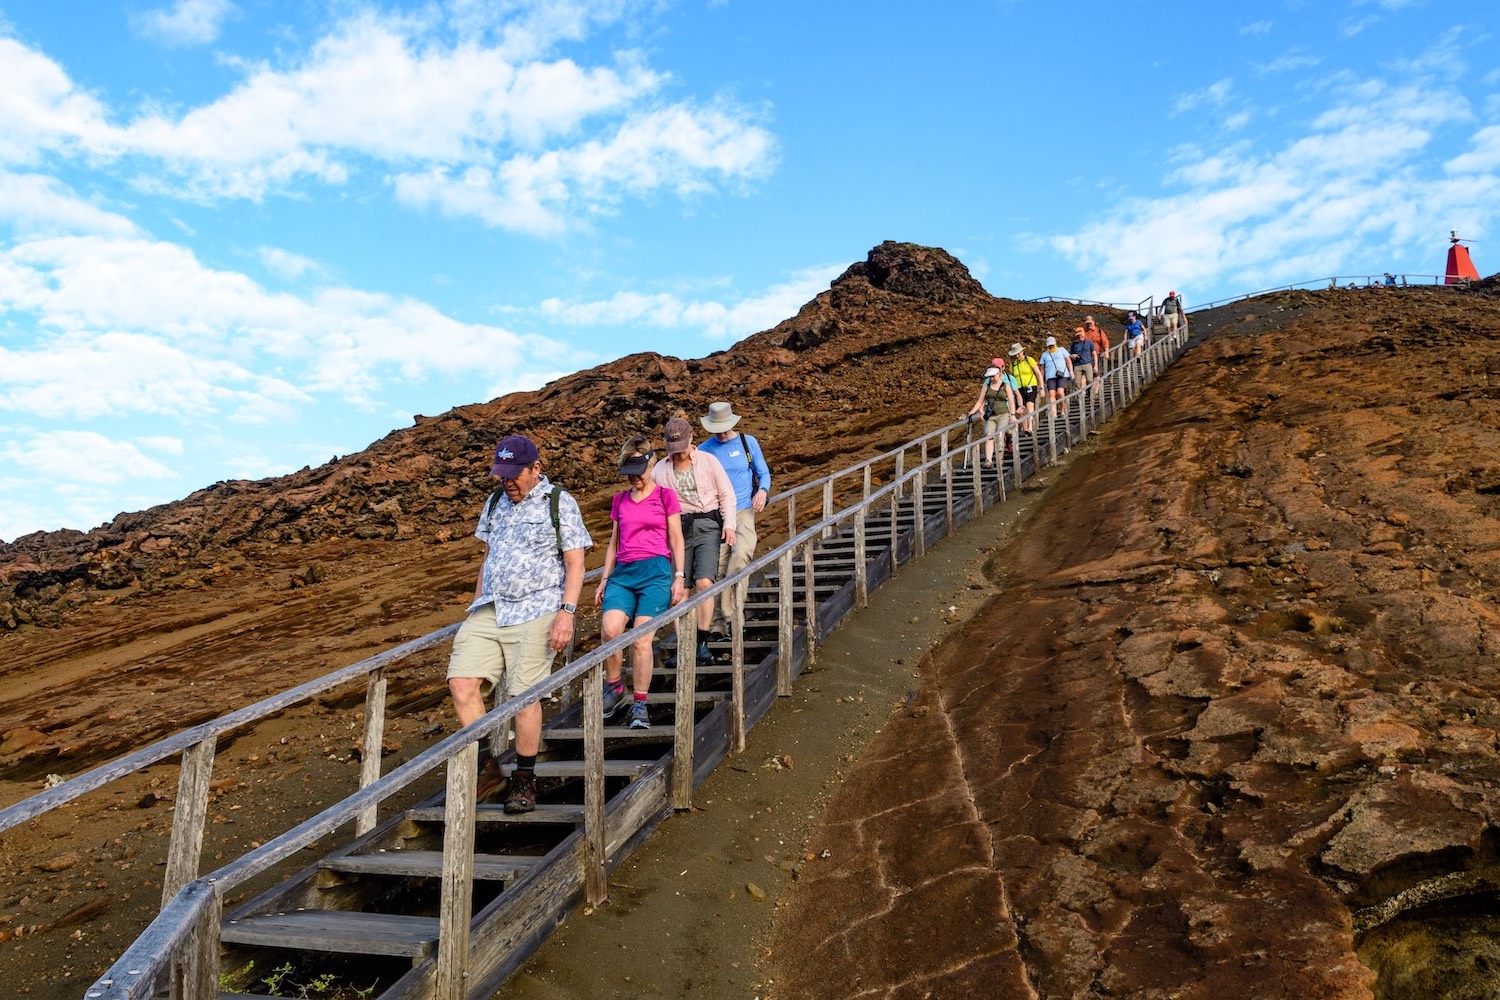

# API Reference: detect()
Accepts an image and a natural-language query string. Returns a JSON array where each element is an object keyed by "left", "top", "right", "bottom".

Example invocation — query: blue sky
[{"left": 2, "top": 0, "right": 1497, "bottom": 542}]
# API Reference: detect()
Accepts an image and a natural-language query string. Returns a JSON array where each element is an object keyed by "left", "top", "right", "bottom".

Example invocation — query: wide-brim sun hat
[
  {"left": 1007, "top": 343, "right": 1024, "bottom": 357},
  {"left": 701, "top": 401, "right": 741, "bottom": 433}
]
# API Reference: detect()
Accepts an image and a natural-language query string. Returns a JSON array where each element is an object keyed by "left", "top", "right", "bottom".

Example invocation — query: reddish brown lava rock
[{"left": 772, "top": 283, "right": 1500, "bottom": 999}]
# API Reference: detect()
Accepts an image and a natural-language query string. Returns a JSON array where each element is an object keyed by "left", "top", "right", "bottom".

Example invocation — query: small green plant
[
  {"left": 254, "top": 960, "right": 378, "bottom": 999},
  {"left": 218, "top": 959, "right": 251, "bottom": 990},
  {"left": 261, "top": 961, "right": 296, "bottom": 997}
]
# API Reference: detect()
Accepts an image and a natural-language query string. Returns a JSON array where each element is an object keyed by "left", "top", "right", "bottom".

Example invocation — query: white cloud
[
  {"left": 258, "top": 245, "right": 320, "bottom": 279},
  {"left": 1174, "top": 79, "right": 1234, "bottom": 115},
  {"left": 136, "top": 435, "right": 185, "bottom": 455},
  {"left": 0, "top": 329, "right": 306, "bottom": 421},
  {"left": 1050, "top": 70, "right": 1497, "bottom": 301},
  {"left": 1, "top": 429, "right": 178, "bottom": 484},
  {"left": 0, "top": 221, "right": 584, "bottom": 419},
  {"left": 392, "top": 103, "right": 777, "bottom": 235},
  {"left": 0, "top": 171, "right": 139, "bottom": 238},
  {"left": 131, "top": 0, "right": 237, "bottom": 47},
  {"left": 1256, "top": 53, "right": 1321, "bottom": 75},
  {"left": 1240, "top": 20, "right": 1273, "bottom": 36},
  {"left": 0, "top": 13, "right": 775, "bottom": 229},
  {"left": 0, "top": 38, "right": 117, "bottom": 166},
  {"left": 538, "top": 264, "right": 840, "bottom": 342},
  {"left": 1446, "top": 125, "right": 1500, "bottom": 173}
]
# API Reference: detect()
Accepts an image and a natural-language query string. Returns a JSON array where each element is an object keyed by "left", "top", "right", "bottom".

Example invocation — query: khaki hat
[
  {"left": 1007, "top": 343, "right": 1024, "bottom": 357},
  {"left": 700, "top": 401, "right": 742, "bottom": 433}
]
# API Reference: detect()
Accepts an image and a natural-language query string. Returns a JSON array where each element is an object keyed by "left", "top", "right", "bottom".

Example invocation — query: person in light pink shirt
[{"left": 653, "top": 416, "right": 736, "bottom": 659}]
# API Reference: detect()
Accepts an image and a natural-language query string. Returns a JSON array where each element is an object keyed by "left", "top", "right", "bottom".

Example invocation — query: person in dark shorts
[
  {"left": 1006, "top": 342, "right": 1044, "bottom": 433},
  {"left": 653, "top": 416, "right": 736, "bottom": 664}
]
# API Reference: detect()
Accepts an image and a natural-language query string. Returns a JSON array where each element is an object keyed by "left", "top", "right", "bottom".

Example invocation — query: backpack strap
[
  {"left": 741, "top": 433, "right": 762, "bottom": 493},
  {"left": 482, "top": 486, "right": 566, "bottom": 554},
  {"left": 549, "top": 487, "right": 564, "bottom": 552}
]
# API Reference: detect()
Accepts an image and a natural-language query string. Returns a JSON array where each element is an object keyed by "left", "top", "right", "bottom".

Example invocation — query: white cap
[
  {"left": 983, "top": 366, "right": 1000, "bottom": 377},
  {"left": 1045, "top": 336, "right": 1057, "bottom": 347}
]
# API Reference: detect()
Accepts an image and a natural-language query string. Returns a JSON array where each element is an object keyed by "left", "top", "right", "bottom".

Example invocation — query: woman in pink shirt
[{"left": 594, "top": 437, "right": 686, "bottom": 730}]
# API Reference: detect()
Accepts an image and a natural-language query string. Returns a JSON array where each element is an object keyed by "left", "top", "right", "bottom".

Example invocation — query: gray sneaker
[
  {"left": 601, "top": 679, "right": 627, "bottom": 718},
  {"left": 627, "top": 701, "right": 651, "bottom": 730}
]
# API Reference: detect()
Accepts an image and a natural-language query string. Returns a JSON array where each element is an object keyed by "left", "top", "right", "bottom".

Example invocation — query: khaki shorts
[{"left": 447, "top": 608, "right": 557, "bottom": 701}]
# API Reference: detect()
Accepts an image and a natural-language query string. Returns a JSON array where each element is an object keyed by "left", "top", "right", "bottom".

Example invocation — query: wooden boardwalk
[{"left": 57, "top": 330, "right": 1190, "bottom": 1000}]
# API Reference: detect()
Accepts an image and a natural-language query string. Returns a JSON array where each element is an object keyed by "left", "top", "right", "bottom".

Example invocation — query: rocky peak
[{"left": 833, "top": 241, "right": 988, "bottom": 304}]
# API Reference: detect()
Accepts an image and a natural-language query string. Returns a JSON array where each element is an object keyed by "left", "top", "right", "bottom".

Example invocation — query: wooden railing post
[
  {"left": 786, "top": 494, "right": 796, "bottom": 542},
  {"left": 170, "top": 888, "right": 220, "bottom": 1000},
  {"left": 356, "top": 666, "right": 387, "bottom": 836},
  {"left": 854, "top": 504, "right": 869, "bottom": 609},
  {"left": 731, "top": 578, "right": 748, "bottom": 753},
  {"left": 862, "top": 464, "right": 872, "bottom": 502},
  {"left": 1047, "top": 398, "right": 1058, "bottom": 465},
  {"left": 971, "top": 441, "right": 984, "bottom": 516},
  {"left": 943, "top": 433, "right": 954, "bottom": 533},
  {"left": 801, "top": 540, "right": 817, "bottom": 666},
  {"left": 162, "top": 736, "right": 217, "bottom": 908},
  {"left": 913, "top": 467, "right": 926, "bottom": 559},
  {"left": 893, "top": 449, "right": 905, "bottom": 501},
  {"left": 672, "top": 616, "right": 697, "bottom": 809},
  {"left": 888, "top": 480, "right": 900, "bottom": 566},
  {"left": 822, "top": 480, "right": 834, "bottom": 539},
  {"left": 777, "top": 550, "right": 794, "bottom": 696},
  {"left": 436, "top": 742, "right": 478, "bottom": 1000},
  {"left": 1008, "top": 423, "right": 1022, "bottom": 491},
  {"left": 582, "top": 664, "right": 607, "bottom": 905}
]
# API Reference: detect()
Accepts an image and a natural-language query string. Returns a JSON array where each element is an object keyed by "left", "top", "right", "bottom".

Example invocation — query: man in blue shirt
[{"left": 697, "top": 402, "right": 772, "bottom": 641}]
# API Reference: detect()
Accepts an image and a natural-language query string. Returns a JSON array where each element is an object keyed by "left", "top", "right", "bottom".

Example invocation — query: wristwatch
[{"left": 560, "top": 602, "right": 577, "bottom": 614}]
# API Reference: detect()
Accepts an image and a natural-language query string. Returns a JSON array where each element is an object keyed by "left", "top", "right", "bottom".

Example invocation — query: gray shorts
[{"left": 682, "top": 513, "right": 722, "bottom": 583}]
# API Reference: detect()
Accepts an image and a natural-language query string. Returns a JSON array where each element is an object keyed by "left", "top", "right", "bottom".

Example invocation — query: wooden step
[
  {"left": 321, "top": 849, "right": 540, "bottom": 881},
  {"left": 405, "top": 802, "right": 585, "bottom": 825},
  {"left": 518, "top": 759, "right": 655, "bottom": 778},
  {"left": 544, "top": 725, "right": 676, "bottom": 743},
  {"left": 220, "top": 910, "right": 439, "bottom": 958}
]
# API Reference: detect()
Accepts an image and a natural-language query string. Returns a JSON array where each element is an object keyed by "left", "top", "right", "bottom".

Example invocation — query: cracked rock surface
[{"left": 772, "top": 284, "right": 1500, "bottom": 999}]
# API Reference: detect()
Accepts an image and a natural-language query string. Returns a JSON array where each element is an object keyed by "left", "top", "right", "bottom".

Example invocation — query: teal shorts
[{"left": 602, "top": 556, "right": 672, "bottom": 620}]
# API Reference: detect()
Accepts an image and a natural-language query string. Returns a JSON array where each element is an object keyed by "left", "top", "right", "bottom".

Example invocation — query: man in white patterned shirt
[{"left": 447, "top": 434, "right": 591, "bottom": 812}]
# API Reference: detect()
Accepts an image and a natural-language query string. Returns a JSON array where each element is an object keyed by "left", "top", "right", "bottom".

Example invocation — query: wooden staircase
[
  {"left": 70, "top": 333, "right": 1188, "bottom": 1000},
  {"left": 208, "top": 423, "right": 1067, "bottom": 999}
]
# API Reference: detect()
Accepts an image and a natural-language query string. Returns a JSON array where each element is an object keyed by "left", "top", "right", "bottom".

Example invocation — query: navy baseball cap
[{"left": 491, "top": 434, "right": 540, "bottom": 477}]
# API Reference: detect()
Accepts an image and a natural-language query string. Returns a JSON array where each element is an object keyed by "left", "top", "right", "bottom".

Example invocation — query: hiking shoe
[
  {"left": 475, "top": 757, "right": 507, "bottom": 802},
  {"left": 601, "top": 679, "right": 627, "bottom": 718},
  {"left": 503, "top": 769, "right": 537, "bottom": 814},
  {"left": 696, "top": 640, "right": 713, "bottom": 664},
  {"left": 627, "top": 701, "right": 651, "bottom": 730}
]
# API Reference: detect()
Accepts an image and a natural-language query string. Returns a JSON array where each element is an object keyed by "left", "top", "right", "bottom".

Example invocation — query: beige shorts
[
  {"left": 983, "top": 413, "right": 1013, "bottom": 438},
  {"left": 447, "top": 608, "right": 557, "bottom": 701}
]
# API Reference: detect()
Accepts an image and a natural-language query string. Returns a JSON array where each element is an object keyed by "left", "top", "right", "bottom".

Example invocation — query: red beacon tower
[{"left": 1446, "top": 230, "right": 1480, "bottom": 284}]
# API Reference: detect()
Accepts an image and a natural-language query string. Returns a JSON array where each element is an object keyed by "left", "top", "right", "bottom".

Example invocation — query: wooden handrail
[{"left": 80, "top": 309, "right": 1195, "bottom": 999}]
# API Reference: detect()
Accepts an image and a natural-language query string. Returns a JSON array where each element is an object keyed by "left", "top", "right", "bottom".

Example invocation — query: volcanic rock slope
[
  {"left": 0, "top": 241, "right": 1072, "bottom": 780},
  {"left": 771, "top": 279, "right": 1500, "bottom": 999}
]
